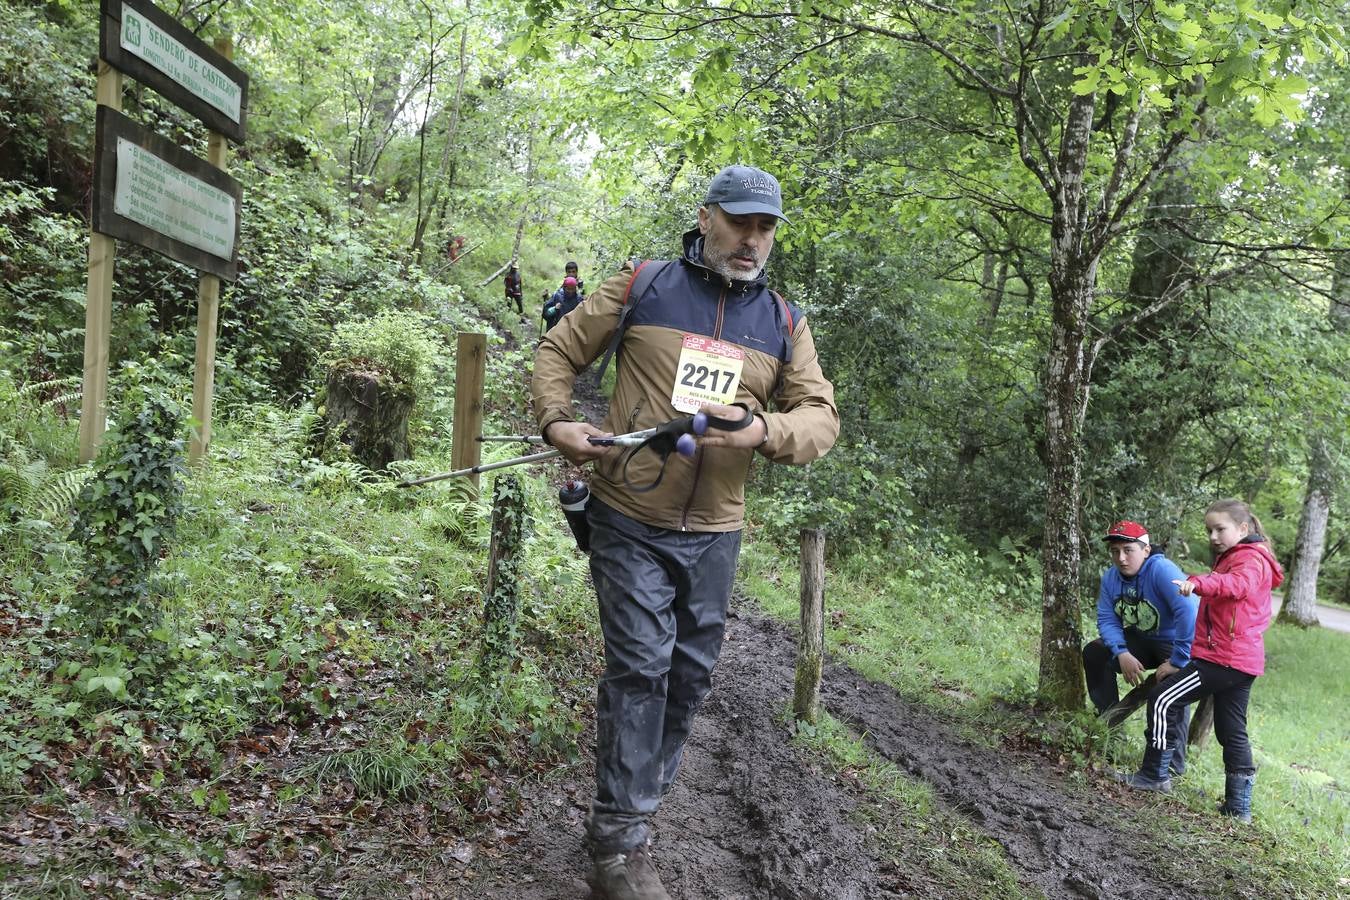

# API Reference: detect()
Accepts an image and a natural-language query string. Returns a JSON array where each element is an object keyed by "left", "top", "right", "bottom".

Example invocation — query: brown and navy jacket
[{"left": 532, "top": 229, "right": 839, "bottom": 532}]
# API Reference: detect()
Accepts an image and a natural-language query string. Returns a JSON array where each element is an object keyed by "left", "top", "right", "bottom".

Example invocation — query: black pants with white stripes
[{"left": 1146, "top": 658, "right": 1256, "bottom": 775}]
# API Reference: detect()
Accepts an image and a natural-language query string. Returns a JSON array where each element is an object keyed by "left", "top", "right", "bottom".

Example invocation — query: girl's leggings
[{"left": 1146, "top": 658, "right": 1256, "bottom": 775}]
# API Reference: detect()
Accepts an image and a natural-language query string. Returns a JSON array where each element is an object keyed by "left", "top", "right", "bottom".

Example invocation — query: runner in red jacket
[{"left": 1116, "top": 499, "right": 1284, "bottom": 824}]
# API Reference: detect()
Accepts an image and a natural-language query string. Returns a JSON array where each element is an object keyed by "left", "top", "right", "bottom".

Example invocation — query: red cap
[
  {"left": 1104, "top": 520, "right": 1150, "bottom": 544},
  {"left": 563, "top": 276, "right": 578, "bottom": 287}
]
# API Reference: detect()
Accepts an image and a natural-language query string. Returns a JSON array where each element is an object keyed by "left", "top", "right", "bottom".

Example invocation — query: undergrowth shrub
[
  {"left": 68, "top": 371, "right": 185, "bottom": 644},
  {"left": 751, "top": 439, "right": 916, "bottom": 557}
]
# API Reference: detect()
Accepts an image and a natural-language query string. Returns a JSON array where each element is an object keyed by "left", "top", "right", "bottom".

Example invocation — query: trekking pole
[
  {"left": 397, "top": 422, "right": 700, "bottom": 488},
  {"left": 397, "top": 449, "right": 563, "bottom": 486},
  {"left": 478, "top": 435, "right": 545, "bottom": 444}
]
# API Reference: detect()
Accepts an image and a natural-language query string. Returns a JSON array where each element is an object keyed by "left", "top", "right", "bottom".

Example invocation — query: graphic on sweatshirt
[{"left": 1113, "top": 587, "right": 1160, "bottom": 633}]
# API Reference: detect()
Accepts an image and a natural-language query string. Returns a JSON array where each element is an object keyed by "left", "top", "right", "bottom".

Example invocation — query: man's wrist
[{"left": 754, "top": 414, "right": 770, "bottom": 448}]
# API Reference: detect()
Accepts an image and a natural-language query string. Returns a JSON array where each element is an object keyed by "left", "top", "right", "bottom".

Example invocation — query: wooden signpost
[
  {"left": 794, "top": 527, "right": 827, "bottom": 724},
  {"left": 81, "top": 0, "right": 249, "bottom": 463}
]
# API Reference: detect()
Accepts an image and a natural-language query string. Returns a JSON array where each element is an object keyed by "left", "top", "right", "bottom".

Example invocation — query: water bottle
[{"left": 559, "top": 480, "right": 591, "bottom": 553}]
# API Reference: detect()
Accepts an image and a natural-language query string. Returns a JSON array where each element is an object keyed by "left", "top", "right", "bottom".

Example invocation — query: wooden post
[
  {"left": 1100, "top": 673, "right": 1157, "bottom": 729},
  {"left": 189, "top": 36, "right": 233, "bottom": 464},
  {"left": 480, "top": 473, "right": 526, "bottom": 677},
  {"left": 793, "top": 527, "right": 826, "bottom": 724},
  {"left": 78, "top": 61, "right": 123, "bottom": 464},
  {"left": 451, "top": 332, "right": 487, "bottom": 491},
  {"left": 1187, "top": 694, "right": 1215, "bottom": 749}
]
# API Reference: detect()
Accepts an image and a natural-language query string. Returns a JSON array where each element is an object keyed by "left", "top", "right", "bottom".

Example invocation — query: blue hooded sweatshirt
[{"left": 1096, "top": 551, "right": 1198, "bottom": 668}]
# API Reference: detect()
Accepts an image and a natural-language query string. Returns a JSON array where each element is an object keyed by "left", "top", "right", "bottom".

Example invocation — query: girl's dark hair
[
  {"left": 1206, "top": 498, "right": 1267, "bottom": 542},
  {"left": 565, "top": 260, "right": 578, "bottom": 270}
]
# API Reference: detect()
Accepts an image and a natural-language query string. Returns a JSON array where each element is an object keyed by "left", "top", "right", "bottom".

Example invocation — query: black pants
[
  {"left": 1084, "top": 634, "right": 1190, "bottom": 768},
  {"left": 1083, "top": 633, "right": 1179, "bottom": 713},
  {"left": 1146, "top": 659, "right": 1256, "bottom": 775}
]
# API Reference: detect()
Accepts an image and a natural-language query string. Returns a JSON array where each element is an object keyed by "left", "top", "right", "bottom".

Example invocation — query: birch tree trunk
[{"left": 1282, "top": 199, "right": 1349, "bottom": 624}]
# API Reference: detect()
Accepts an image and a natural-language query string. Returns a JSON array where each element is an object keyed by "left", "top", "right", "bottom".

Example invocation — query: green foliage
[
  {"left": 0, "top": 180, "right": 90, "bottom": 379},
  {"left": 751, "top": 441, "right": 915, "bottom": 557},
  {"left": 0, "top": 1, "right": 93, "bottom": 194},
  {"left": 323, "top": 308, "right": 443, "bottom": 407},
  {"left": 68, "top": 367, "right": 186, "bottom": 643}
]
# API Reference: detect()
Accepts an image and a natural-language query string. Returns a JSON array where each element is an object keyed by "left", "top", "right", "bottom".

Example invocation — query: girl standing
[{"left": 1117, "top": 499, "right": 1284, "bottom": 823}]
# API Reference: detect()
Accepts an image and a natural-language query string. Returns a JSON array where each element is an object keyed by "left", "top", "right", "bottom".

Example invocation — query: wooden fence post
[
  {"left": 480, "top": 473, "right": 526, "bottom": 677},
  {"left": 794, "top": 527, "right": 826, "bottom": 724},
  {"left": 451, "top": 332, "right": 486, "bottom": 491},
  {"left": 189, "top": 35, "right": 233, "bottom": 464},
  {"left": 78, "top": 60, "right": 123, "bottom": 464}
]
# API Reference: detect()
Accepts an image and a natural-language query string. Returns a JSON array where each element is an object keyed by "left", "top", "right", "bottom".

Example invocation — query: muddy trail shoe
[{"left": 587, "top": 843, "right": 671, "bottom": 900}]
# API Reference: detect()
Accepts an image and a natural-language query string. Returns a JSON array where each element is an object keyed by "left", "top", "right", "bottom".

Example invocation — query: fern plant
[{"left": 0, "top": 440, "right": 90, "bottom": 523}]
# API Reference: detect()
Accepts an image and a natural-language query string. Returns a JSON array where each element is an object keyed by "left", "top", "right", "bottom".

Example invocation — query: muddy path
[{"left": 458, "top": 599, "right": 1201, "bottom": 900}]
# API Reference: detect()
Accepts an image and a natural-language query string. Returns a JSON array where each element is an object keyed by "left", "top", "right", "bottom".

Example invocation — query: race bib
[{"left": 671, "top": 335, "right": 744, "bottom": 413}]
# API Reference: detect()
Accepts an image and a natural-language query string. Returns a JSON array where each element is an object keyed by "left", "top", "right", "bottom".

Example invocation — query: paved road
[
  {"left": 1270, "top": 595, "right": 1350, "bottom": 634},
  {"left": 1315, "top": 603, "right": 1350, "bottom": 633}
]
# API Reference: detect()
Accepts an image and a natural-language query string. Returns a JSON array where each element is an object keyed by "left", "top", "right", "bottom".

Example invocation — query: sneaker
[
  {"left": 587, "top": 843, "right": 671, "bottom": 900},
  {"left": 1115, "top": 770, "right": 1173, "bottom": 793}
]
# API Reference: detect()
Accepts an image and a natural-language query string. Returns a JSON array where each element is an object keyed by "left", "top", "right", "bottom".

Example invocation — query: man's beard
[{"left": 702, "top": 241, "right": 760, "bottom": 282}]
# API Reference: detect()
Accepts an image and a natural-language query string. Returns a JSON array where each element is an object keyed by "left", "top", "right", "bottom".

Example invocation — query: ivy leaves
[{"left": 69, "top": 377, "right": 186, "bottom": 644}]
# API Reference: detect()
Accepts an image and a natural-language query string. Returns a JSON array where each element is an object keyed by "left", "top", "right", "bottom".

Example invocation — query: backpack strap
[
  {"left": 596, "top": 259, "right": 671, "bottom": 385},
  {"left": 768, "top": 289, "right": 794, "bottom": 401}
]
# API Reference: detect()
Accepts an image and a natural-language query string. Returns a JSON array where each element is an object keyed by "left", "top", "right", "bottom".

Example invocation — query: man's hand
[
  {"left": 543, "top": 421, "right": 613, "bottom": 465},
  {"left": 693, "top": 403, "right": 767, "bottom": 450},
  {"left": 1172, "top": 578, "right": 1196, "bottom": 596},
  {"left": 1155, "top": 661, "right": 1180, "bottom": 682},
  {"left": 1117, "top": 651, "right": 1146, "bottom": 686}
]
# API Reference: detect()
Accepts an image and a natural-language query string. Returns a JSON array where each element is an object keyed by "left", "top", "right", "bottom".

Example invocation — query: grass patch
[
  {"left": 789, "top": 710, "right": 1031, "bottom": 899},
  {"left": 304, "top": 738, "right": 434, "bottom": 801},
  {"left": 0, "top": 388, "right": 601, "bottom": 891}
]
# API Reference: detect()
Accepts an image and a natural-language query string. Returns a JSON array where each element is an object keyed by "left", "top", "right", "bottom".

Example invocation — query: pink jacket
[{"left": 1188, "top": 539, "right": 1285, "bottom": 676}]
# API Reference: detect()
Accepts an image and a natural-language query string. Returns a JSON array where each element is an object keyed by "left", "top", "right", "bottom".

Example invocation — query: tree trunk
[
  {"left": 1036, "top": 87, "right": 1097, "bottom": 711},
  {"left": 1282, "top": 204, "right": 1349, "bottom": 623},
  {"left": 1038, "top": 272, "right": 1092, "bottom": 710},
  {"left": 1282, "top": 438, "right": 1330, "bottom": 625},
  {"left": 413, "top": 14, "right": 471, "bottom": 263},
  {"left": 323, "top": 364, "right": 413, "bottom": 471}
]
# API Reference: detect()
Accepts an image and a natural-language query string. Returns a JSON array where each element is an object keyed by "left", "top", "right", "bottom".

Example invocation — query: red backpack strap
[
  {"left": 596, "top": 259, "right": 670, "bottom": 385},
  {"left": 771, "top": 290, "right": 794, "bottom": 341}
]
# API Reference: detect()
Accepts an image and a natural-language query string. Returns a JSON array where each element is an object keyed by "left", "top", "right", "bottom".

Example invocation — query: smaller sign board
[
  {"left": 100, "top": 0, "right": 248, "bottom": 143},
  {"left": 93, "top": 106, "right": 243, "bottom": 281}
]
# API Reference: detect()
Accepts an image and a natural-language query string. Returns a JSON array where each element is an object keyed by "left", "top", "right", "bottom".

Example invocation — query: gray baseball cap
[{"left": 703, "top": 165, "right": 791, "bottom": 223}]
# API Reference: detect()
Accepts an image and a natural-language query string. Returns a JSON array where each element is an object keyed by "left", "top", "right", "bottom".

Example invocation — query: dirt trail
[{"left": 459, "top": 600, "right": 1200, "bottom": 900}]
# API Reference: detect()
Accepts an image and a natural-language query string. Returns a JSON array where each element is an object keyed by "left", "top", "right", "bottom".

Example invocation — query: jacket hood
[
  {"left": 1224, "top": 536, "right": 1285, "bottom": 588},
  {"left": 681, "top": 227, "right": 769, "bottom": 292}
]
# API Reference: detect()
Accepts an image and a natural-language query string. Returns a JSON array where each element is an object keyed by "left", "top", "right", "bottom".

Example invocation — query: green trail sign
[{"left": 99, "top": 0, "right": 248, "bottom": 143}]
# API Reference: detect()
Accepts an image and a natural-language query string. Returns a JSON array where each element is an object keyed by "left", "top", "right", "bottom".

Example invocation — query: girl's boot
[{"left": 1218, "top": 772, "right": 1254, "bottom": 823}]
